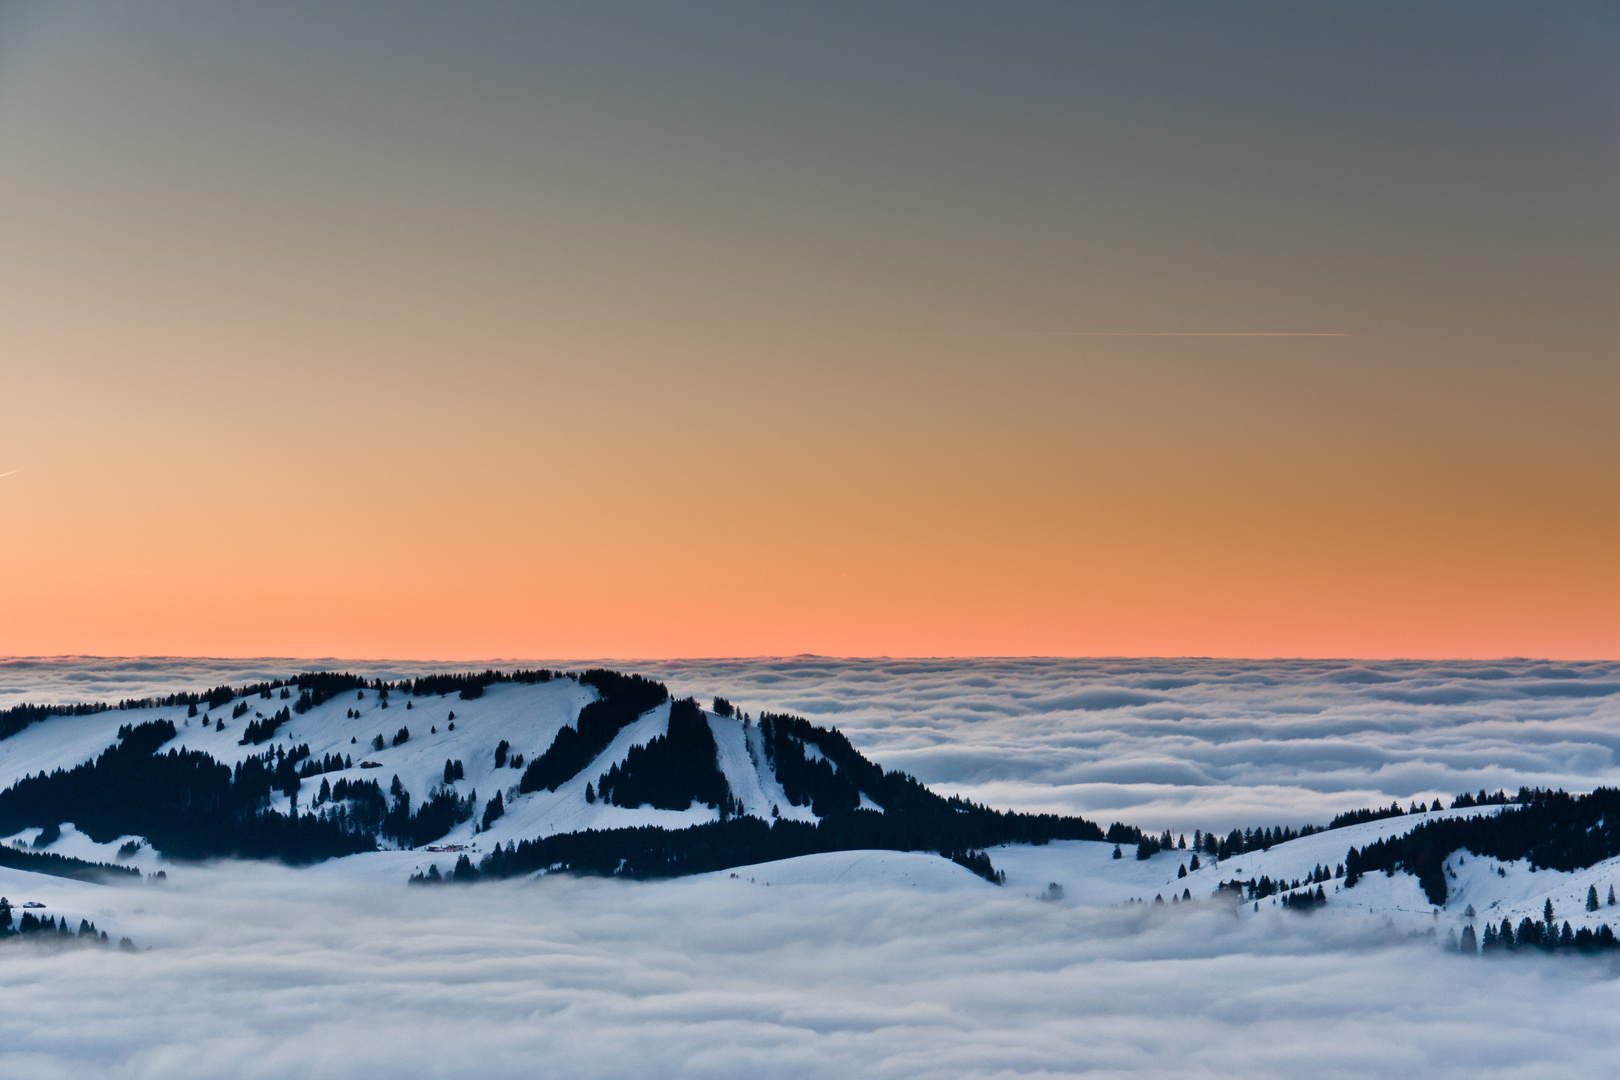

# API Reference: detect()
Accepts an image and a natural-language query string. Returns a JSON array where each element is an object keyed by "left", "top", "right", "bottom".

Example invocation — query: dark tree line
[
  {"left": 521, "top": 670, "right": 670, "bottom": 793},
  {"left": 0, "top": 668, "right": 575, "bottom": 744},
  {"left": 0, "top": 898, "right": 120, "bottom": 947},
  {"left": 459, "top": 813, "right": 1045, "bottom": 884},
  {"left": 0, "top": 701, "right": 116, "bottom": 741},
  {"left": 597, "top": 698, "right": 728, "bottom": 811},
  {"left": 1344, "top": 788, "right": 1620, "bottom": 904},
  {"left": 239, "top": 707, "right": 293, "bottom": 745},
  {"left": 402, "top": 669, "right": 561, "bottom": 700},
  {"left": 1479, "top": 917, "right": 1617, "bottom": 954},
  {"left": 0, "top": 840, "right": 140, "bottom": 883},
  {"left": 0, "top": 719, "right": 480, "bottom": 863}
]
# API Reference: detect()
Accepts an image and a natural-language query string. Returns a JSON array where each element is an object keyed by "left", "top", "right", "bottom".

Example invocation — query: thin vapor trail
[{"left": 1025, "top": 332, "right": 1348, "bottom": 337}]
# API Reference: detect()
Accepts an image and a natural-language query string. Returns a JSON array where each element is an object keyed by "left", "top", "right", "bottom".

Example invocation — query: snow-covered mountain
[
  {"left": 0, "top": 669, "right": 1099, "bottom": 882},
  {"left": 0, "top": 668, "right": 1616, "bottom": 957}
]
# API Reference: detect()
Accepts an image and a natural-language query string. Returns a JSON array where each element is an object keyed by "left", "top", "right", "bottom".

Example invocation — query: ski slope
[{"left": 1, "top": 679, "right": 1617, "bottom": 945}]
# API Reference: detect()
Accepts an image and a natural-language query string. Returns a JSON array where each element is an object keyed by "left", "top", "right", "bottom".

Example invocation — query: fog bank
[{"left": 1, "top": 863, "right": 1615, "bottom": 1079}]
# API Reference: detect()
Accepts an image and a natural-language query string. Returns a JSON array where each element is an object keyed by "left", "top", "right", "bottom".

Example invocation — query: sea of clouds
[
  {"left": 3, "top": 865, "right": 1618, "bottom": 1080},
  {"left": 1, "top": 656, "right": 1616, "bottom": 1077}
]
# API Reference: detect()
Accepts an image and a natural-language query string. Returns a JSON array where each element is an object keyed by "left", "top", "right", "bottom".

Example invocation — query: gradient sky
[{"left": 0, "top": 1, "right": 1614, "bottom": 660}]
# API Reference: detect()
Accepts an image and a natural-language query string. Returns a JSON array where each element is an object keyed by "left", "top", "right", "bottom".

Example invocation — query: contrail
[
  {"left": 1022, "top": 332, "right": 1347, "bottom": 337},
  {"left": 0, "top": 470, "right": 18, "bottom": 479}
]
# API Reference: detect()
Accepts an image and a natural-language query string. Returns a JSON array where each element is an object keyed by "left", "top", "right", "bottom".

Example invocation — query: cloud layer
[
  {"left": 2, "top": 864, "right": 1618, "bottom": 1079},
  {"left": 1, "top": 658, "right": 1618, "bottom": 1076}
]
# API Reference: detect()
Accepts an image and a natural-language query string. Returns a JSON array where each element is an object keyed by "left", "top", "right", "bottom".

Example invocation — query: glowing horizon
[{"left": 0, "top": 3, "right": 1613, "bottom": 661}]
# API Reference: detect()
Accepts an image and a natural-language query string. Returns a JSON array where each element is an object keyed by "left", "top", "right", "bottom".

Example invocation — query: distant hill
[
  {"left": 0, "top": 667, "right": 1615, "bottom": 931},
  {"left": 0, "top": 668, "right": 1102, "bottom": 880}
]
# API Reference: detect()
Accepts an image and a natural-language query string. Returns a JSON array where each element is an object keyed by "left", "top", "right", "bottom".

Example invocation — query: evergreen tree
[
  {"left": 1588, "top": 885, "right": 1600, "bottom": 912},
  {"left": 1544, "top": 897, "right": 1555, "bottom": 924},
  {"left": 1459, "top": 924, "right": 1477, "bottom": 953},
  {"left": 1112, "top": 844, "right": 1122, "bottom": 859},
  {"left": 480, "top": 791, "right": 504, "bottom": 830}
]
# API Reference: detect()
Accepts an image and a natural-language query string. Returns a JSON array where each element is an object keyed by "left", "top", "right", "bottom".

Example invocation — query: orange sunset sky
[{"left": 0, "top": 3, "right": 1614, "bottom": 661}]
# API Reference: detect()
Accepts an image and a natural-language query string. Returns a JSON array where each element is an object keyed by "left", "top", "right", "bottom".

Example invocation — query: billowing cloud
[
  {"left": 0, "top": 863, "right": 1616, "bottom": 1078},
  {"left": 1, "top": 659, "right": 1618, "bottom": 1075}
]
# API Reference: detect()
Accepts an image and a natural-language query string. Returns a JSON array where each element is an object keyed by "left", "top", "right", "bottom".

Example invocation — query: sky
[{"left": 0, "top": 1, "right": 1614, "bottom": 660}]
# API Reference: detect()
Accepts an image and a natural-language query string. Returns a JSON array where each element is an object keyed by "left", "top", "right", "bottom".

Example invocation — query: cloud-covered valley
[
  {"left": 2, "top": 863, "right": 1617, "bottom": 1080},
  {"left": 1, "top": 656, "right": 1617, "bottom": 1078}
]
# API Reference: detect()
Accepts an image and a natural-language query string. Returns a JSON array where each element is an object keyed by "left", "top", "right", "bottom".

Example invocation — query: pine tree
[
  {"left": 1459, "top": 924, "right": 1477, "bottom": 953},
  {"left": 480, "top": 791, "right": 504, "bottom": 830},
  {"left": 1588, "top": 885, "right": 1601, "bottom": 912},
  {"left": 1544, "top": 897, "right": 1555, "bottom": 925},
  {"left": 1610, "top": 885, "right": 1617, "bottom": 907},
  {"left": 1112, "top": 844, "right": 1122, "bottom": 859}
]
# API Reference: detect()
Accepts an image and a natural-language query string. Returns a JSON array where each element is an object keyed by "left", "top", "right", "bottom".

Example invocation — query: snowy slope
[
  {"left": 3, "top": 679, "right": 1618, "bottom": 938},
  {"left": 0, "top": 677, "right": 832, "bottom": 867}
]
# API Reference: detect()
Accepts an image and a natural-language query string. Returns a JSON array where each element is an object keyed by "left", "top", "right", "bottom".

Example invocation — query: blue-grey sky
[{"left": 0, "top": 2, "right": 1614, "bottom": 658}]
